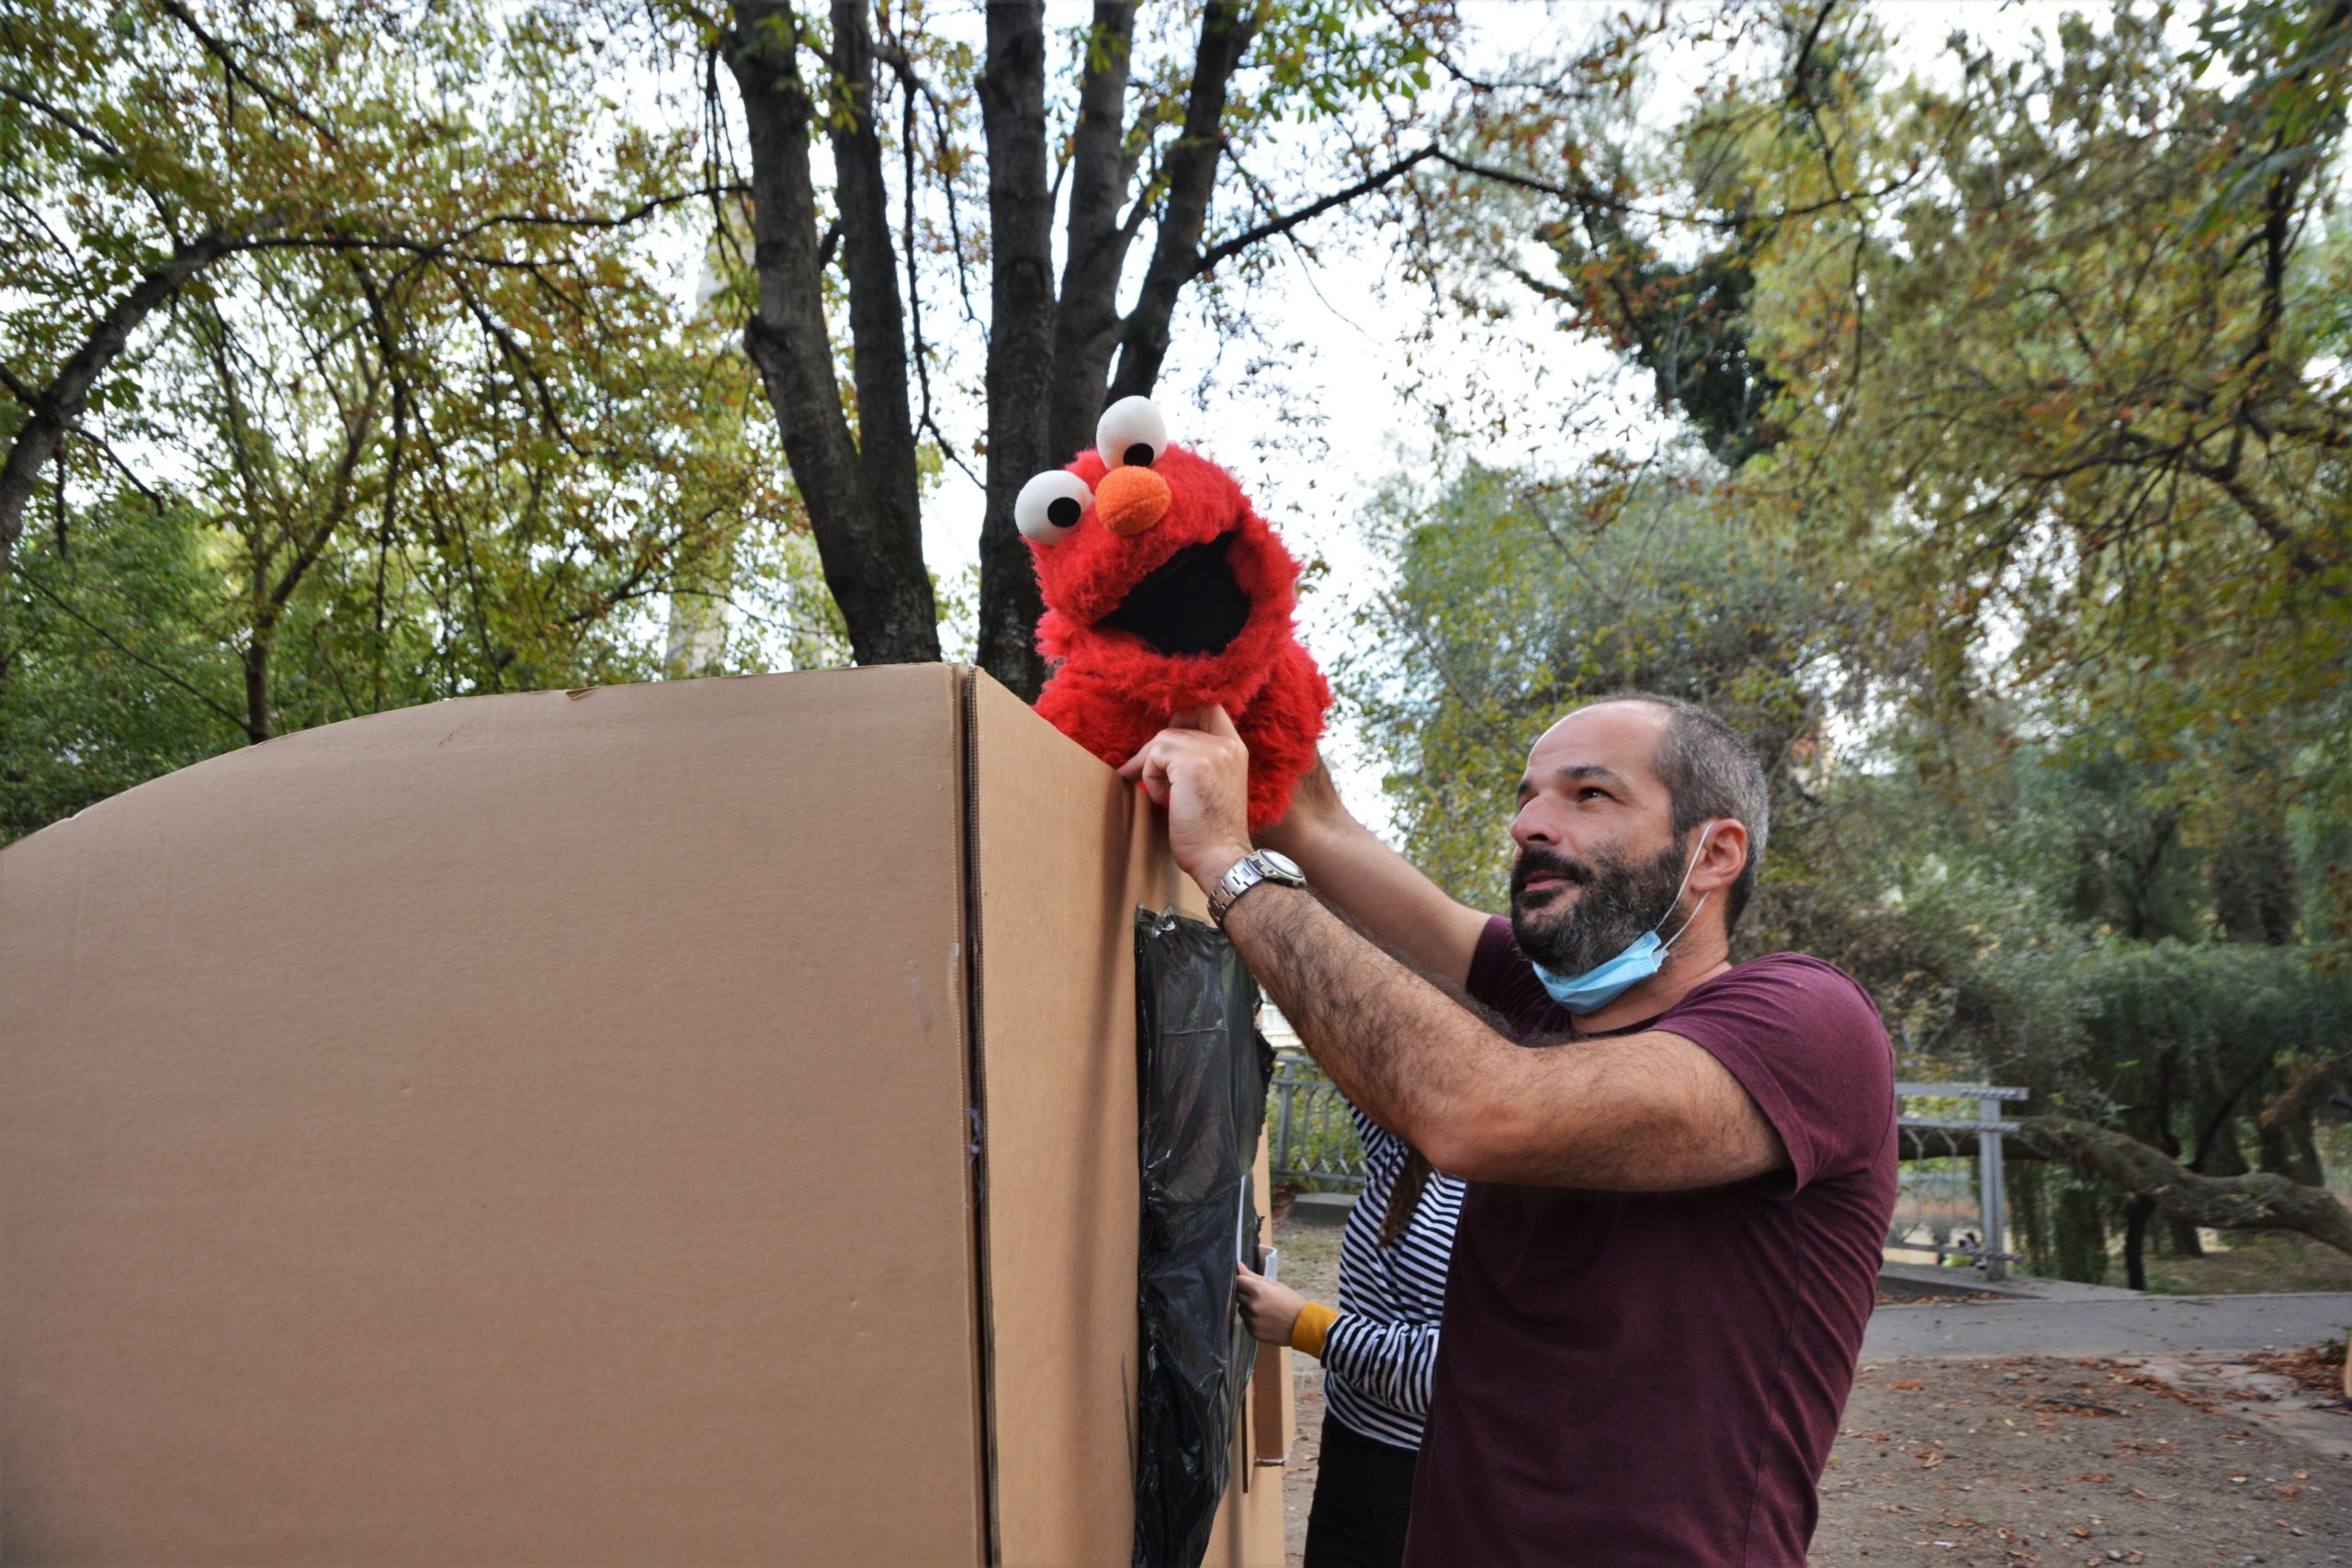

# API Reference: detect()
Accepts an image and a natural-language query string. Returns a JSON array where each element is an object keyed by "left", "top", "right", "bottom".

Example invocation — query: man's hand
[
  {"left": 1117, "top": 705, "right": 1254, "bottom": 893},
  {"left": 1234, "top": 1260, "right": 1308, "bottom": 1348}
]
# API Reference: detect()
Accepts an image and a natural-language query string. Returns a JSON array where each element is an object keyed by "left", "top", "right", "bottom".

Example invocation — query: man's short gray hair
[{"left": 1591, "top": 692, "right": 1771, "bottom": 933}]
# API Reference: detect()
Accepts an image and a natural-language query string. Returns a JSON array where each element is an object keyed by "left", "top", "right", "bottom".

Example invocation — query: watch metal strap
[
  {"left": 1209, "top": 854, "right": 1261, "bottom": 928},
  {"left": 1211, "top": 851, "right": 1304, "bottom": 928}
]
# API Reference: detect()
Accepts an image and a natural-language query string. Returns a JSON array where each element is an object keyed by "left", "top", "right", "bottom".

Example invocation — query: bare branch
[
  {"left": 153, "top": 0, "right": 336, "bottom": 142},
  {"left": 1194, "top": 145, "right": 1439, "bottom": 276},
  {"left": 2, "top": 222, "right": 272, "bottom": 579},
  {"left": 0, "top": 80, "right": 126, "bottom": 159}
]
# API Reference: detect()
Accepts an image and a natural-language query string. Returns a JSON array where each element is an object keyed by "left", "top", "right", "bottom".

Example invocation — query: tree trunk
[
  {"left": 243, "top": 624, "right": 273, "bottom": 745},
  {"left": 825, "top": 0, "right": 923, "bottom": 566},
  {"left": 2123, "top": 1194, "right": 2154, "bottom": 1292},
  {"left": 1106, "top": 0, "right": 1258, "bottom": 401},
  {"left": 1043, "top": 4, "right": 1140, "bottom": 470},
  {"left": 1, "top": 229, "right": 253, "bottom": 580},
  {"left": 974, "top": 1, "right": 1056, "bottom": 698},
  {"left": 730, "top": 0, "right": 1417, "bottom": 683},
  {"left": 2018, "top": 1114, "right": 2352, "bottom": 1258},
  {"left": 727, "top": 2, "right": 940, "bottom": 669},
  {"left": 2258, "top": 1100, "right": 2328, "bottom": 1188},
  {"left": 1898, "top": 1115, "right": 2352, "bottom": 1258}
]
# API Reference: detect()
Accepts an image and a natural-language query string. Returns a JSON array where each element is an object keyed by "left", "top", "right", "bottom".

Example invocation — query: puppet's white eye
[
  {"left": 1015, "top": 470, "right": 1093, "bottom": 543},
  {"left": 1096, "top": 396, "right": 1170, "bottom": 469}
]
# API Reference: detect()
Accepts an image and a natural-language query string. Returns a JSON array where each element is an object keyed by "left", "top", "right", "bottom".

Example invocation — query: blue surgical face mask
[{"left": 1530, "top": 830, "right": 1712, "bottom": 1016}]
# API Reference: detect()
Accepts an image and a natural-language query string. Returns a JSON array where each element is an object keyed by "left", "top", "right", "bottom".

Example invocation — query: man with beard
[{"left": 1119, "top": 694, "right": 1896, "bottom": 1566}]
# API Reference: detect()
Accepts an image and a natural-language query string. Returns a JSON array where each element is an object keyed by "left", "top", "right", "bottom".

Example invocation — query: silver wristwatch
[{"left": 1207, "top": 849, "right": 1306, "bottom": 929}]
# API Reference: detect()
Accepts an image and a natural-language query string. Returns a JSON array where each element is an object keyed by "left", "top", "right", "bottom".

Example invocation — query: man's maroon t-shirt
[{"left": 1405, "top": 919, "right": 1896, "bottom": 1566}]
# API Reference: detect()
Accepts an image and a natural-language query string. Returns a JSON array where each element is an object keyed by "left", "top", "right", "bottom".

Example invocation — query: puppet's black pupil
[
  {"left": 1048, "top": 496, "right": 1081, "bottom": 527},
  {"left": 1124, "top": 443, "right": 1156, "bottom": 467}
]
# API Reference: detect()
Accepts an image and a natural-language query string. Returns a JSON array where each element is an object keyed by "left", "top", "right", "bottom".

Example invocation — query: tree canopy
[{"left": 1350, "top": 0, "right": 2352, "bottom": 1281}]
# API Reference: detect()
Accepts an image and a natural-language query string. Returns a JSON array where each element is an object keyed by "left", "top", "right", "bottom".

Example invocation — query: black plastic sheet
[{"left": 1132, "top": 908, "right": 1273, "bottom": 1568}]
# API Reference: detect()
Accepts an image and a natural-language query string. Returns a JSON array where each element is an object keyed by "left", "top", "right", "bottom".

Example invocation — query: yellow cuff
[{"left": 1289, "top": 1301, "right": 1340, "bottom": 1359}]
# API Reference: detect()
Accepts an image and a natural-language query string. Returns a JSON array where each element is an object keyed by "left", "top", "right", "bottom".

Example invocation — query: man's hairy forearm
[
  {"left": 1220, "top": 882, "right": 1786, "bottom": 1191},
  {"left": 1221, "top": 882, "right": 1499, "bottom": 1156}
]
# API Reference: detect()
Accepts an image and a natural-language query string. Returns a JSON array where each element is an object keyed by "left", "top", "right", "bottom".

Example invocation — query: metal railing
[
  {"left": 1272, "top": 1055, "right": 2028, "bottom": 1281},
  {"left": 1892, "top": 1082, "right": 2027, "bottom": 1280},
  {"left": 1269, "top": 1054, "right": 1365, "bottom": 1190}
]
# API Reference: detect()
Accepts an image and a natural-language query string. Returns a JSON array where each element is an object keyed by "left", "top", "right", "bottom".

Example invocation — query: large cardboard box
[{"left": 0, "top": 666, "right": 1289, "bottom": 1566}]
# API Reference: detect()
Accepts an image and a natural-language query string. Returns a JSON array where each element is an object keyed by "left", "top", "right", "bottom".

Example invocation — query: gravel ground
[{"left": 1270, "top": 1223, "right": 2352, "bottom": 1566}]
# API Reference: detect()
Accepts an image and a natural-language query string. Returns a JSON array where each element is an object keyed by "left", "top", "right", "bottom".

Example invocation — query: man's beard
[{"left": 1510, "top": 838, "right": 1690, "bottom": 976}]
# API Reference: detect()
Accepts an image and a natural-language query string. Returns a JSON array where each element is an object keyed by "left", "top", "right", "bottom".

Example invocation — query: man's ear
[{"left": 1690, "top": 819, "right": 1749, "bottom": 897}]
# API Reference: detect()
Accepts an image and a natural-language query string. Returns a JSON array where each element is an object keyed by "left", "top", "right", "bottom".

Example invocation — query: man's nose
[
  {"left": 1510, "top": 800, "right": 1556, "bottom": 849},
  {"left": 1095, "top": 465, "right": 1171, "bottom": 536}
]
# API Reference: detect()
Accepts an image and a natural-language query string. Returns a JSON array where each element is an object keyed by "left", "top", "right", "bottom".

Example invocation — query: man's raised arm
[
  {"left": 1119, "top": 709, "right": 1786, "bottom": 1190},
  {"left": 1253, "top": 755, "right": 1490, "bottom": 989}
]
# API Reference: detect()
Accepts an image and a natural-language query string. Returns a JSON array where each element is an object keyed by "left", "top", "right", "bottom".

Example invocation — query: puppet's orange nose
[{"left": 1095, "top": 465, "right": 1170, "bottom": 536}]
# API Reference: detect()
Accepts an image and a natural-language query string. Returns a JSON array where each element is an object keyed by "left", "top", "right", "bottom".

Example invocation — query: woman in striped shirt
[{"left": 1238, "top": 1101, "right": 1464, "bottom": 1568}]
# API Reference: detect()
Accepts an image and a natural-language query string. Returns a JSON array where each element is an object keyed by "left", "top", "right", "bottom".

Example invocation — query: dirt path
[
  {"left": 1272, "top": 1225, "right": 2352, "bottom": 1565},
  {"left": 1815, "top": 1355, "right": 2351, "bottom": 1565},
  {"left": 1863, "top": 1294, "right": 2352, "bottom": 1360}
]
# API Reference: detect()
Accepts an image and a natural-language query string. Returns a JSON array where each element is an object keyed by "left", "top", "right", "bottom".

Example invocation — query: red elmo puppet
[{"left": 1021, "top": 396, "right": 1329, "bottom": 832}]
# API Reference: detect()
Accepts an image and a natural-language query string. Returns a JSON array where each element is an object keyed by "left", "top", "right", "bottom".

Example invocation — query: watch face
[{"left": 1259, "top": 850, "right": 1302, "bottom": 879}]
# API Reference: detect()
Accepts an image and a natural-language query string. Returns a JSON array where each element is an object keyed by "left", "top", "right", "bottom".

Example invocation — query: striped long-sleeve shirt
[{"left": 1317, "top": 1101, "right": 1464, "bottom": 1452}]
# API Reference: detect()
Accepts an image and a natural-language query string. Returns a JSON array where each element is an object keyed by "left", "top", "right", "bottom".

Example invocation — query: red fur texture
[{"left": 1029, "top": 442, "right": 1330, "bottom": 831}]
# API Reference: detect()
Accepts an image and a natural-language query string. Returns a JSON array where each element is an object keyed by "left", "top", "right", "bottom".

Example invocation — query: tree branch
[
  {"left": 1901, "top": 1114, "right": 2352, "bottom": 1257},
  {"left": 11, "top": 564, "right": 247, "bottom": 734},
  {"left": 1, "top": 223, "right": 271, "bottom": 579},
  {"left": 154, "top": 0, "right": 336, "bottom": 142},
  {"left": 0, "top": 80, "right": 126, "bottom": 160},
  {"left": 826, "top": 0, "right": 924, "bottom": 569},
  {"left": 1046, "top": 2, "right": 1140, "bottom": 467},
  {"left": 2022, "top": 1114, "right": 2352, "bottom": 1258},
  {"left": 1107, "top": 0, "right": 1260, "bottom": 401},
  {"left": 1193, "top": 144, "right": 1440, "bottom": 276}
]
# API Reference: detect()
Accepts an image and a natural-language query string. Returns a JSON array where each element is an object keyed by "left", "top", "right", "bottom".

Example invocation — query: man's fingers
[
  {"left": 1170, "top": 704, "right": 1239, "bottom": 740},
  {"left": 1116, "top": 739, "right": 1174, "bottom": 804}
]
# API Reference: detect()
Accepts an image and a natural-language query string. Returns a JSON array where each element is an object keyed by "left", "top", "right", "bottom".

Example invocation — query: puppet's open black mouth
[{"left": 1099, "top": 534, "right": 1252, "bottom": 657}]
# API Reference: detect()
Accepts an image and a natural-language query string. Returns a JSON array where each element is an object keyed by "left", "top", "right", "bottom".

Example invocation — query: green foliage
[
  {"left": 1372, "top": 0, "right": 2352, "bottom": 1276},
  {"left": 1253, "top": 0, "right": 1442, "bottom": 118},
  {"left": 1, "top": 500, "right": 233, "bottom": 836},
  {"left": 1, "top": 0, "right": 822, "bottom": 841},
  {"left": 1434, "top": 0, "right": 2352, "bottom": 952},
  {"left": 1342, "top": 455, "right": 1851, "bottom": 921}
]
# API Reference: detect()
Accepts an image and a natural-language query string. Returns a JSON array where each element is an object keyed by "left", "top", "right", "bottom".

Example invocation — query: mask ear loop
[{"left": 1654, "top": 829, "right": 1714, "bottom": 953}]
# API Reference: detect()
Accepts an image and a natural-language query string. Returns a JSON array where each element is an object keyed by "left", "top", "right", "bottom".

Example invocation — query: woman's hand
[{"left": 1235, "top": 1259, "right": 1310, "bottom": 1348}]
